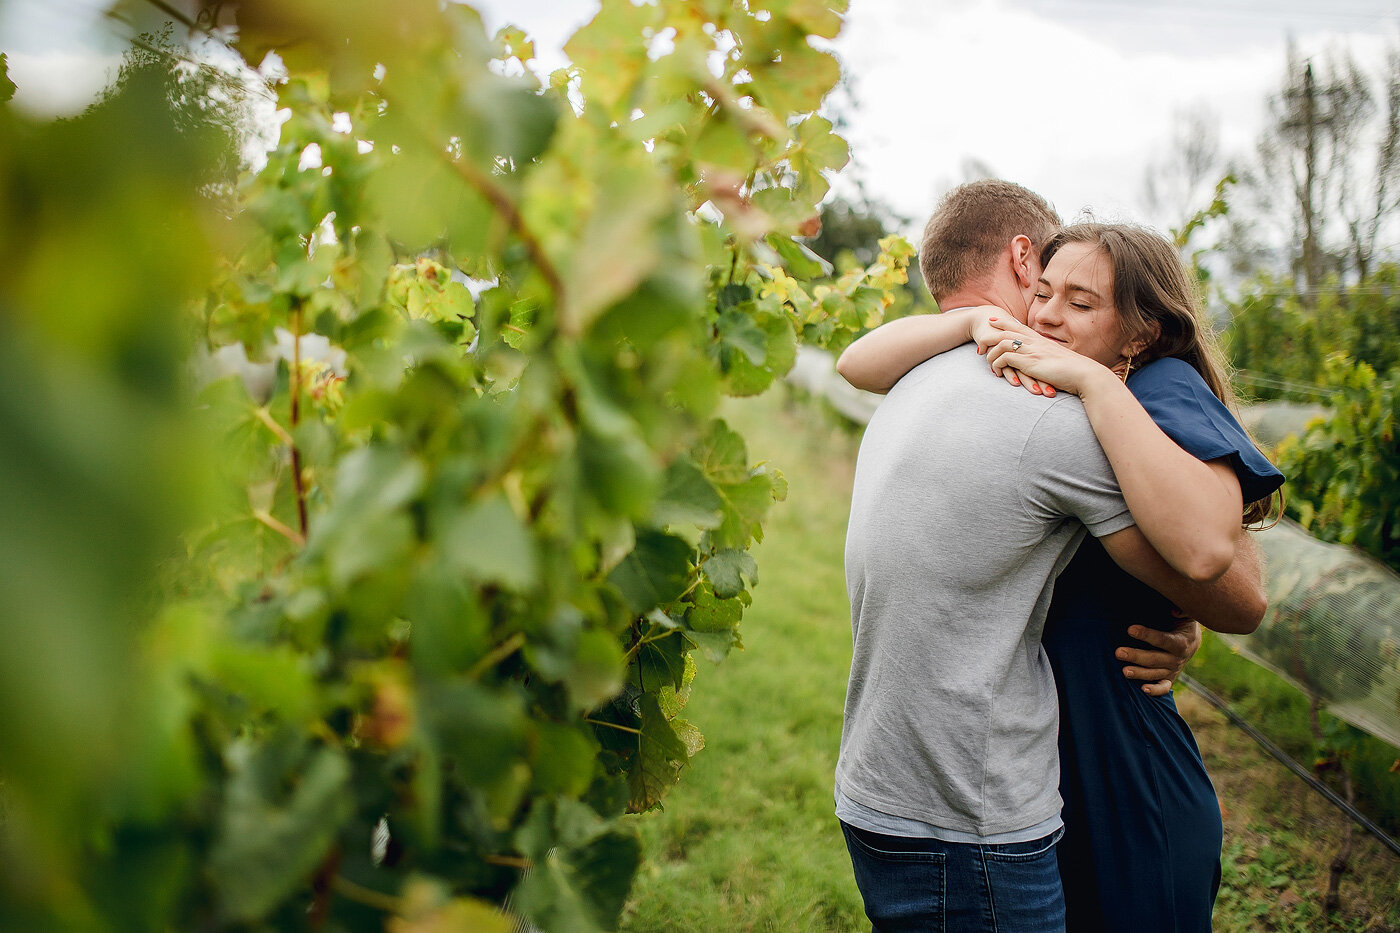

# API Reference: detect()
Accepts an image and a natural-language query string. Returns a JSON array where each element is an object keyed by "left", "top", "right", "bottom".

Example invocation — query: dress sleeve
[{"left": 1125, "top": 357, "right": 1285, "bottom": 505}]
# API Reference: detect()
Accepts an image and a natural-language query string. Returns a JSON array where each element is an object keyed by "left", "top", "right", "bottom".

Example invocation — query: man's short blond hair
[{"left": 919, "top": 180, "right": 1060, "bottom": 302}]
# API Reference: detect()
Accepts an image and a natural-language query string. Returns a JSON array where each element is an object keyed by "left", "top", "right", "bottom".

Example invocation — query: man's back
[{"left": 838, "top": 345, "right": 1133, "bottom": 836}]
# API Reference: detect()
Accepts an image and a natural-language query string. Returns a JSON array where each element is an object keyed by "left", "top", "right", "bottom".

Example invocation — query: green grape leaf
[
  {"left": 634, "top": 630, "right": 689, "bottom": 693},
  {"left": 765, "top": 232, "right": 833, "bottom": 279},
  {"left": 563, "top": 0, "right": 661, "bottom": 115},
  {"left": 209, "top": 735, "right": 351, "bottom": 924},
  {"left": 790, "top": 113, "right": 850, "bottom": 174},
  {"left": 420, "top": 680, "right": 529, "bottom": 788},
  {"left": 626, "top": 693, "right": 690, "bottom": 812},
  {"left": 716, "top": 309, "right": 769, "bottom": 368},
  {"left": 776, "top": 0, "right": 849, "bottom": 38},
  {"left": 650, "top": 457, "right": 724, "bottom": 529},
  {"left": 712, "top": 467, "right": 784, "bottom": 549},
  {"left": 206, "top": 643, "right": 316, "bottom": 725},
  {"left": 458, "top": 75, "right": 561, "bottom": 166},
  {"left": 512, "top": 799, "right": 641, "bottom": 933},
  {"left": 441, "top": 494, "right": 540, "bottom": 590},
  {"left": 527, "top": 621, "right": 626, "bottom": 711},
  {"left": 723, "top": 309, "right": 797, "bottom": 397},
  {"left": 561, "top": 154, "right": 674, "bottom": 335},
  {"left": 717, "top": 283, "right": 753, "bottom": 312},
  {"left": 691, "top": 113, "right": 757, "bottom": 174},
  {"left": 326, "top": 509, "right": 415, "bottom": 589},
  {"left": 672, "top": 717, "right": 705, "bottom": 758},
  {"left": 493, "top": 25, "right": 535, "bottom": 63},
  {"left": 694, "top": 418, "right": 753, "bottom": 485},
  {"left": 394, "top": 879, "right": 514, "bottom": 933},
  {"left": 607, "top": 529, "right": 693, "bottom": 613},
  {"left": 701, "top": 548, "right": 758, "bottom": 599},
  {"left": 745, "top": 22, "right": 841, "bottom": 117},
  {"left": 405, "top": 563, "right": 489, "bottom": 675},
  {"left": 531, "top": 721, "right": 599, "bottom": 797},
  {"left": 683, "top": 584, "right": 746, "bottom": 662},
  {"left": 578, "top": 422, "right": 664, "bottom": 520}
]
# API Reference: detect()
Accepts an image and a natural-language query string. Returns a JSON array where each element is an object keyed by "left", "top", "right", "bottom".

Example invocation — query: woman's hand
[
  {"left": 969, "top": 313, "right": 1056, "bottom": 398},
  {"left": 979, "top": 317, "right": 1108, "bottom": 397}
]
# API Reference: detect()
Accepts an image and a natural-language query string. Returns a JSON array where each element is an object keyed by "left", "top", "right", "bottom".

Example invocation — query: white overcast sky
[{"left": 4, "top": 0, "right": 1399, "bottom": 237}]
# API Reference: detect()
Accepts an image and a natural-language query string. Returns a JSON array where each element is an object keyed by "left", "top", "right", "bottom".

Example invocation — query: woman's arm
[
  {"left": 1076, "top": 380, "right": 1241, "bottom": 582},
  {"left": 835, "top": 307, "right": 1049, "bottom": 395},
  {"left": 984, "top": 320, "right": 1242, "bottom": 582}
]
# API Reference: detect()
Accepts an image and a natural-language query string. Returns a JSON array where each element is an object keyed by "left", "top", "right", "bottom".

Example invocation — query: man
[{"left": 833, "top": 180, "right": 1263, "bottom": 931}]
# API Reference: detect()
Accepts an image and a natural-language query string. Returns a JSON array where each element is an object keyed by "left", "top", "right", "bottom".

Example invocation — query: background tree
[{"left": 1231, "top": 44, "right": 1400, "bottom": 296}]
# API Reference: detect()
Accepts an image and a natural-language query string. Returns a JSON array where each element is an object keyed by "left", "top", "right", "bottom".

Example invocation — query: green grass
[
  {"left": 620, "top": 393, "right": 865, "bottom": 932},
  {"left": 620, "top": 390, "right": 1400, "bottom": 932}
]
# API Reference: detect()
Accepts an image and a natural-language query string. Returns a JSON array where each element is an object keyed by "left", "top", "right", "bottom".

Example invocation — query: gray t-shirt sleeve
[{"left": 1017, "top": 399, "right": 1135, "bottom": 537}]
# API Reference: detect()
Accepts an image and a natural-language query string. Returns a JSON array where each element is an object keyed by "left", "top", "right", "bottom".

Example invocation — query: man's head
[{"left": 919, "top": 180, "right": 1060, "bottom": 318}]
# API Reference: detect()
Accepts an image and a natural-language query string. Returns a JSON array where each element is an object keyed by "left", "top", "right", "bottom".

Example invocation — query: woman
[{"left": 836, "top": 223, "right": 1283, "bottom": 931}]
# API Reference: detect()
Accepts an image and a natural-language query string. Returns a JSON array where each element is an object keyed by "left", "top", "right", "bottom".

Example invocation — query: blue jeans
[{"left": 841, "top": 821, "right": 1066, "bottom": 932}]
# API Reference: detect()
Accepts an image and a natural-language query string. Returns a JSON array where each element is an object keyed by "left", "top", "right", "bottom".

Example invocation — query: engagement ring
[{"left": 1011, "top": 339, "right": 1023, "bottom": 350}]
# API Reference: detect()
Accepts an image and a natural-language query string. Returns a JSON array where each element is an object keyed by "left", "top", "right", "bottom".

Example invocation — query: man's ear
[{"left": 1010, "top": 235, "right": 1035, "bottom": 288}]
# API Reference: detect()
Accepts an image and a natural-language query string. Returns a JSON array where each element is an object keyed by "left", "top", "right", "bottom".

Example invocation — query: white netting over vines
[{"left": 1221, "top": 519, "right": 1400, "bottom": 748}]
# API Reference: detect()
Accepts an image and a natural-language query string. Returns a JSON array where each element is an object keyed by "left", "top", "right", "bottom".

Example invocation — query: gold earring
[{"left": 1121, "top": 353, "right": 1133, "bottom": 380}]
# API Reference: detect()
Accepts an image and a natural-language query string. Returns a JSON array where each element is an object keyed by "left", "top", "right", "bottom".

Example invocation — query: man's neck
[{"left": 936, "top": 288, "right": 1012, "bottom": 315}]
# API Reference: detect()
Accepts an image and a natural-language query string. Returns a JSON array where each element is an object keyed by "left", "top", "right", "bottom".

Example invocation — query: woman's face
[{"left": 1027, "top": 242, "right": 1133, "bottom": 369}]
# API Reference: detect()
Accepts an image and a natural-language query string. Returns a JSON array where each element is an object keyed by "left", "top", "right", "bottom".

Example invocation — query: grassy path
[
  {"left": 619, "top": 392, "right": 1400, "bottom": 932},
  {"left": 620, "top": 393, "right": 865, "bottom": 932}
]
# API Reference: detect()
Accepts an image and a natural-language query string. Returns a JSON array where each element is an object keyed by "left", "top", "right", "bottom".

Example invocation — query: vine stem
[
  {"left": 440, "top": 154, "right": 569, "bottom": 331},
  {"left": 289, "top": 301, "right": 310, "bottom": 540},
  {"left": 380, "top": 94, "right": 570, "bottom": 334},
  {"left": 466, "top": 632, "right": 527, "bottom": 680},
  {"left": 584, "top": 718, "right": 643, "bottom": 736},
  {"left": 331, "top": 876, "right": 403, "bottom": 914},
  {"left": 253, "top": 406, "right": 295, "bottom": 446},
  {"left": 252, "top": 509, "right": 306, "bottom": 547},
  {"left": 621, "top": 627, "right": 678, "bottom": 664},
  {"left": 484, "top": 854, "right": 533, "bottom": 869},
  {"left": 309, "top": 846, "right": 341, "bottom": 928}
]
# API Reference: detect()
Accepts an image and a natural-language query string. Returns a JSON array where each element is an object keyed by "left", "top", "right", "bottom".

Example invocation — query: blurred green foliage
[
  {"left": 1224, "top": 265, "right": 1400, "bottom": 403},
  {"left": 0, "top": 57, "right": 222, "bottom": 930},
  {"left": 806, "top": 194, "right": 933, "bottom": 324},
  {"left": 1273, "top": 361, "right": 1400, "bottom": 570},
  {"left": 1223, "top": 266, "right": 1400, "bottom": 576},
  {"left": 0, "top": 1, "right": 914, "bottom": 929}
]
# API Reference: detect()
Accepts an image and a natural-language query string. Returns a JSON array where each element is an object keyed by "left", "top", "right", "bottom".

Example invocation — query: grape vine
[{"left": 0, "top": 1, "right": 912, "bottom": 929}]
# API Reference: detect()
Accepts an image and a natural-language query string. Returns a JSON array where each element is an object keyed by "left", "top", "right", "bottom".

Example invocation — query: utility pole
[
  {"left": 1281, "top": 55, "right": 1345, "bottom": 307},
  {"left": 1300, "top": 62, "right": 1321, "bottom": 304}
]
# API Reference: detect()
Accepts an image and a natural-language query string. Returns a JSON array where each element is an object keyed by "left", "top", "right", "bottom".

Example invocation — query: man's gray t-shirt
[{"left": 837, "top": 344, "right": 1134, "bottom": 836}]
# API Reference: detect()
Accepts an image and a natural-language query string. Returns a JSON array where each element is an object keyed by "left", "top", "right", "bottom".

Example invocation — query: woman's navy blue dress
[{"left": 1046, "top": 357, "right": 1284, "bottom": 933}]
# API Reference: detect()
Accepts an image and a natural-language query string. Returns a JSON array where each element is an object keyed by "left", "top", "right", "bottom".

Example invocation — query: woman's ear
[{"left": 1125, "top": 321, "right": 1161, "bottom": 358}]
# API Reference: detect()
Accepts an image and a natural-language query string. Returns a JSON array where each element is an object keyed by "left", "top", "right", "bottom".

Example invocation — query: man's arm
[{"left": 1099, "top": 524, "right": 1266, "bottom": 636}]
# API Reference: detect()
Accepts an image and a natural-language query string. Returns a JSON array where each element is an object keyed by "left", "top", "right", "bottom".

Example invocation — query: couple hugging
[{"left": 834, "top": 180, "right": 1285, "bottom": 932}]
